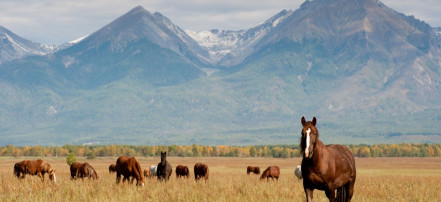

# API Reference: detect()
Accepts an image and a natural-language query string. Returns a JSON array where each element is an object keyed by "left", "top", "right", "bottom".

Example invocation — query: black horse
[{"left": 157, "top": 151, "right": 172, "bottom": 182}]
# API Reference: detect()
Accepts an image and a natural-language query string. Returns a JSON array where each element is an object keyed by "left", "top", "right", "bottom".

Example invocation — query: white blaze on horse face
[{"left": 305, "top": 128, "right": 311, "bottom": 158}]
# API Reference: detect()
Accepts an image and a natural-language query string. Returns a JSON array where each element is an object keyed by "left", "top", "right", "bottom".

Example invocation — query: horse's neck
[{"left": 312, "top": 139, "right": 327, "bottom": 161}]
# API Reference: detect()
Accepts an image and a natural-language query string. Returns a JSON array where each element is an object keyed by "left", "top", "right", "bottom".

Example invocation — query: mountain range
[{"left": 1, "top": 0, "right": 440, "bottom": 146}]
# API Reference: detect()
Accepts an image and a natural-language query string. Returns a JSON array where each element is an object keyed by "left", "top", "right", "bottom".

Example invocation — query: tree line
[{"left": 1, "top": 143, "right": 441, "bottom": 158}]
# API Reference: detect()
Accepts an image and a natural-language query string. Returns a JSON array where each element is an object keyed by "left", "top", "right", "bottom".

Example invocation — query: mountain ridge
[{"left": 0, "top": 1, "right": 440, "bottom": 146}]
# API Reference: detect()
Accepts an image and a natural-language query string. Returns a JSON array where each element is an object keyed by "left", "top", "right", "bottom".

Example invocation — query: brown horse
[
  {"left": 143, "top": 169, "right": 150, "bottom": 178},
  {"left": 175, "top": 165, "right": 189, "bottom": 178},
  {"left": 115, "top": 156, "right": 144, "bottom": 186},
  {"left": 14, "top": 159, "right": 56, "bottom": 182},
  {"left": 70, "top": 162, "right": 98, "bottom": 180},
  {"left": 194, "top": 163, "right": 209, "bottom": 181},
  {"left": 300, "top": 117, "right": 356, "bottom": 202},
  {"left": 260, "top": 166, "right": 279, "bottom": 181},
  {"left": 247, "top": 166, "right": 260, "bottom": 175},
  {"left": 109, "top": 164, "right": 116, "bottom": 173}
]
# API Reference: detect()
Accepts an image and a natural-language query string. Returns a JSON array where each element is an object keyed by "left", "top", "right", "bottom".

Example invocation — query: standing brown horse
[
  {"left": 115, "top": 156, "right": 144, "bottom": 186},
  {"left": 247, "top": 166, "right": 260, "bottom": 175},
  {"left": 175, "top": 165, "right": 189, "bottom": 178},
  {"left": 260, "top": 166, "right": 279, "bottom": 181},
  {"left": 300, "top": 117, "right": 356, "bottom": 202},
  {"left": 194, "top": 163, "right": 209, "bottom": 181},
  {"left": 14, "top": 159, "right": 56, "bottom": 182},
  {"left": 70, "top": 162, "right": 98, "bottom": 180}
]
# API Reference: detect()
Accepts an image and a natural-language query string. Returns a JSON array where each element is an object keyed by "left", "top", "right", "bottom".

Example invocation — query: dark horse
[
  {"left": 247, "top": 166, "right": 260, "bottom": 175},
  {"left": 70, "top": 162, "right": 98, "bottom": 180},
  {"left": 157, "top": 151, "right": 172, "bottom": 181},
  {"left": 116, "top": 156, "right": 145, "bottom": 186},
  {"left": 175, "top": 165, "right": 189, "bottom": 178},
  {"left": 109, "top": 164, "right": 116, "bottom": 173},
  {"left": 194, "top": 163, "right": 209, "bottom": 181},
  {"left": 14, "top": 159, "right": 56, "bottom": 182},
  {"left": 300, "top": 117, "right": 356, "bottom": 202}
]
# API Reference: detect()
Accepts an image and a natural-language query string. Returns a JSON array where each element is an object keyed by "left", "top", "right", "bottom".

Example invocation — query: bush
[
  {"left": 86, "top": 152, "right": 96, "bottom": 159},
  {"left": 66, "top": 152, "right": 77, "bottom": 166}
]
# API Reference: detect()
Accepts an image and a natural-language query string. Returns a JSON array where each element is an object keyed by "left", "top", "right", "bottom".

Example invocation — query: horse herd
[{"left": 13, "top": 117, "right": 356, "bottom": 202}]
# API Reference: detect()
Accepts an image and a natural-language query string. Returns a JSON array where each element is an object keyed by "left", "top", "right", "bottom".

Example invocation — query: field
[{"left": 1, "top": 157, "right": 441, "bottom": 201}]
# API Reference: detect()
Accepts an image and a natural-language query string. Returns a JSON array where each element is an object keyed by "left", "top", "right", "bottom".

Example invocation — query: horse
[
  {"left": 157, "top": 151, "right": 172, "bottom": 182},
  {"left": 295, "top": 165, "right": 302, "bottom": 180},
  {"left": 149, "top": 165, "right": 157, "bottom": 178},
  {"left": 115, "top": 156, "right": 144, "bottom": 186},
  {"left": 109, "top": 164, "right": 116, "bottom": 173},
  {"left": 260, "top": 166, "right": 280, "bottom": 181},
  {"left": 14, "top": 159, "right": 56, "bottom": 182},
  {"left": 70, "top": 162, "right": 98, "bottom": 180},
  {"left": 143, "top": 169, "right": 150, "bottom": 178},
  {"left": 247, "top": 166, "right": 260, "bottom": 175},
  {"left": 194, "top": 163, "right": 209, "bottom": 181},
  {"left": 175, "top": 165, "right": 189, "bottom": 178},
  {"left": 300, "top": 117, "right": 356, "bottom": 202}
]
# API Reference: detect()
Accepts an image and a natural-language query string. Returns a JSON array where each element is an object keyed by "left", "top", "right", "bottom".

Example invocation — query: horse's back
[{"left": 327, "top": 144, "right": 356, "bottom": 168}]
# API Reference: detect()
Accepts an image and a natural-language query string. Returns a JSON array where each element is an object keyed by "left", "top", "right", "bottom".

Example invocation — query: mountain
[
  {"left": 0, "top": 1, "right": 440, "bottom": 146},
  {"left": 0, "top": 6, "right": 206, "bottom": 89},
  {"left": 0, "top": 26, "right": 56, "bottom": 64}
]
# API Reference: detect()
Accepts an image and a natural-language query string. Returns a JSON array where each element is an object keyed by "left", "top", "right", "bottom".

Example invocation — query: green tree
[
  {"left": 86, "top": 152, "right": 96, "bottom": 159},
  {"left": 66, "top": 152, "right": 77, "bottom": 166}
]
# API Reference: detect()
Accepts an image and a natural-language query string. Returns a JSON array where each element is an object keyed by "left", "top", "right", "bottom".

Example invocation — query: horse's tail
[{"left": 336, "top": 183, "right": 348, "bottom": 202}]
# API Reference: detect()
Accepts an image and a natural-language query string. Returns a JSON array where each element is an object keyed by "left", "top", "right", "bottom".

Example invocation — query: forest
[{"left": 1, "top": 143, "right": 441, "bottom": 158}]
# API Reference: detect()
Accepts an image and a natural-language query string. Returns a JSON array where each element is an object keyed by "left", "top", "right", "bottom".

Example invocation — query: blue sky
[{"left": 0, "top": 0, "right": 440, "bottom": 45}]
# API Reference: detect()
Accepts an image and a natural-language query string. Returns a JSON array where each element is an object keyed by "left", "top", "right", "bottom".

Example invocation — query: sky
[{"left": 0, "top": 0, "right": 440, "bottom": 45}]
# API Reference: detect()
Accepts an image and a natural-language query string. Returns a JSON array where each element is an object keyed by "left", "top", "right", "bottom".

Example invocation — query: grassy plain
[{"left": 1, "top": 157, "right": 440, "bottom": 201}]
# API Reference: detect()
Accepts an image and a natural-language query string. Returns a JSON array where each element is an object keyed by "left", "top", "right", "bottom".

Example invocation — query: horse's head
[
  {"left": 48, "top": 168, "right": 57, "bottom": 183},
  {"left": 160, "top": 151, "right": 167, "bottom": 165},
  {"left": 300, "top": 117, "right": 319, "bottom": 159}
]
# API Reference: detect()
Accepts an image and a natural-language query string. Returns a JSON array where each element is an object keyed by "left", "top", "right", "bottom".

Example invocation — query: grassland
[{"left": 1, "top": 157, "right": 440, "bottom": 201}]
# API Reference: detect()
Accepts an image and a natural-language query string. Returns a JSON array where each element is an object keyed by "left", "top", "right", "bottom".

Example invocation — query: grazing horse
[
  {"left": 300, "top": 117, "right": 356, "bottom": 202},
  {"left": 109, "top": 164, "right": 116, "bottom": 173},
  {"left": 143, "top": 169, "right": 150, "bottom": 178},
  {"left": 260, "top": 166, "right": 280, "bottom": 181},
  {"left": 175, "top": 165, "right": 189, "bottom": 178},
  {"left": 115, "top": 156, "right": 144, "bottom": 186},
  {"left": 70, "top": 162, "right": 98, "bottom": 180},
  {"left": 149, "top": 165, "right": 157, "bottom": 178},
  {"left": 14, "top": 159, "right": 56, "bottom": 182},
  {"left": 157, "top": 151, "right": 172, "bottom": 182},
  {"left": 247, "top": 166, "right": 260, "bottom": 175},
  {"left": 194, "top": 163, "right": 209, "bottom": 181}
]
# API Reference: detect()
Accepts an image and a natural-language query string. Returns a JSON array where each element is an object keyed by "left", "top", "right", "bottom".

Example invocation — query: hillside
[{"left": 0, "top": 0, "right": 440, "bottom": 146}]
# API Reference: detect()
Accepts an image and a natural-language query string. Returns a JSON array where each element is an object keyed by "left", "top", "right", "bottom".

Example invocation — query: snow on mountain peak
[{"left": 185, "top": 10, "right": 294, "bottom": 65}]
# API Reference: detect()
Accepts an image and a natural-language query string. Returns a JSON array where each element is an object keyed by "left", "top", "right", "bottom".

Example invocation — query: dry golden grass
[{"left": 1, "top": 157, "right": 440, "bottom": 201}]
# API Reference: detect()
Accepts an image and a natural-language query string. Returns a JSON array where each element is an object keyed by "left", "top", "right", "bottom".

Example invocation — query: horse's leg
[
  {"left": 346, "top": 179, "right": 355, "bottom": 202},
  {"left": 304, "top": 188, "right": 314, "bottom": 202},
  {"left": 116, "top": 172, "right": 121, "bottom": 184},
  {"left": 38, "top": 172, "right": 44, "bottom": 182},
  {"left": 325, "top": 186, "right": 336, "bottom": 202}
]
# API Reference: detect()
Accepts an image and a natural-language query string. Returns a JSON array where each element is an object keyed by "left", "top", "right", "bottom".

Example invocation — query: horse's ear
[
  {"left": 301, "top": 117, "right": 306, "bottom": 126},
  {"left": 312, "top": 117, "right": 317, "bottom": 126},
  {"left": 164, "top": 151, "right": 167, "bottom": 155}
]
